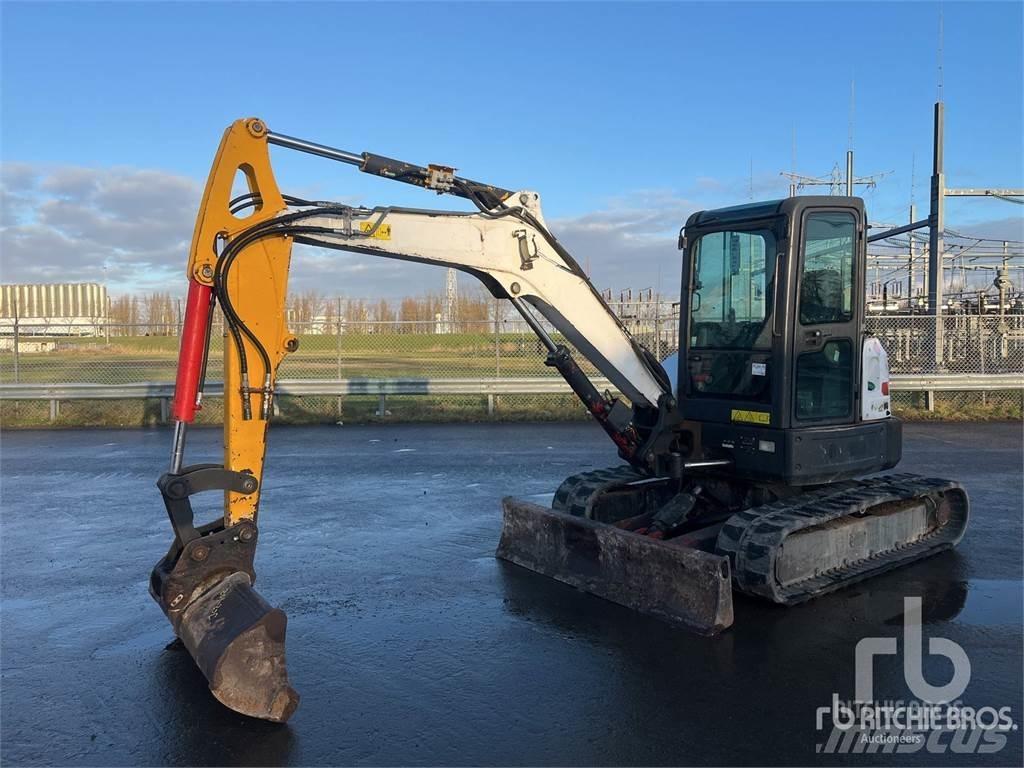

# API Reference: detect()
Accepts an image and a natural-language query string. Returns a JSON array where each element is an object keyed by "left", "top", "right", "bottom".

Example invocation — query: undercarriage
[{"left": 496, "top": 466, "right": 969, "bottom": 631}]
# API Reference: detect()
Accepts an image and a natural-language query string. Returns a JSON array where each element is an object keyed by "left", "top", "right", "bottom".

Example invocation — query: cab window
[
  {"left": 690, "top": 229, "right": 776, "bottom": 350},
  {"left": 800, "top": 212, "right": 855, "bottom": 325},
  {"left": 688, "top": 228, "right": 776, "bottom": 402},
  {"left": 796, "top": 340, "right": 853, "bottom": 419}
]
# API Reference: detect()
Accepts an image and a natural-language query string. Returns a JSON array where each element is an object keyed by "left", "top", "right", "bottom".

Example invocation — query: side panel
[
  {"left": 861, "top": 336, "right": 892, "bottom": 420},
  {"left": 698, "top": 419, "right": 902, "bottom": 485}
]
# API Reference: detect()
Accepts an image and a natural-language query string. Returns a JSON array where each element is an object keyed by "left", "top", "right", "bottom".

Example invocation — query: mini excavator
[{"left": 149, "top": 119, "right": 968, "bottom": 722}]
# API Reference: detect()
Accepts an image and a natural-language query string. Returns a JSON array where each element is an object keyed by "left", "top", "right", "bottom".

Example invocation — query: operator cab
[{"left": 676, "top": 196, "right": 900, "bottom": 486}]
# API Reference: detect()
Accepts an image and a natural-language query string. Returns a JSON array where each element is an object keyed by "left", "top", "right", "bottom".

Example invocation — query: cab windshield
[{"left": 690, "top": 227, "right": 777, "bottom": 350}]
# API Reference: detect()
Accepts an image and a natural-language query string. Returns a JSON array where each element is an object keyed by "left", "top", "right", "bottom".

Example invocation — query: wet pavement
[{"left": 1, "top": 421, "right": 1021, "bottom": 766}]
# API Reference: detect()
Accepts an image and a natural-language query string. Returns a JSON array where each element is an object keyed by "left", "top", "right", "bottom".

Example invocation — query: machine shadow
[
  {"left": 148, "top": 640, "right": 297, "bottom": 766},
  {"left": 495, "top": 548, "right": 968, "bottom": 652},
  {"left": 493, "top": 552, "right": 970, "bottom": 763}
]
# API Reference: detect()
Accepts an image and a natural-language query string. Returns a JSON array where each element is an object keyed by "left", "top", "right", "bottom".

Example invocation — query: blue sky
[{"left": 2, "top": 1, "right": 1022, "bottom": 297}]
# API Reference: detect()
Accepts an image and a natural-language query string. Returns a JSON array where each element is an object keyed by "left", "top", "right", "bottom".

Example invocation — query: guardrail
[
  {"left": 2, "top": 374, "right": 1021, "bottom": 422},
  {"left": 887, "top": 373, "right": 1024, "bottom": 391},
  {"left": 0, "top": 377, "right": 617, "bottom": 400}
]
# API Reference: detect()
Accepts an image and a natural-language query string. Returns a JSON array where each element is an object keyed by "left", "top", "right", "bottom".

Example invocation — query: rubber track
[
  {"left": 552, "top": 465, "right": 647, "bottom": 519},
  {"left": 716, "top": 473, "right": 969, "bottom": 605}
]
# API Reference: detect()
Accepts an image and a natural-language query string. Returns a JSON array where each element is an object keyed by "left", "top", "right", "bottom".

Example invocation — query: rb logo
[{"left": 854, "top": 596, "right": 971, "bottom": 703}]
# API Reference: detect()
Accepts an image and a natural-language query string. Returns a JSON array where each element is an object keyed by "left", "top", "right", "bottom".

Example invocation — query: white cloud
[
  {"left": 1, "top": 163, "right": 198, "bottom": 291},
  {"left": 0, "top": 163, "right": 707, "bottom": 299},
  {"left": 0, "top": 162, "right": 447, "bottom": 297},
  {"left": 13, "top": 162, "right": 1010, "bottom": 306},
  {"left": 954, "top": 216, "right": 1024, "bottom": 243},
  {"left": 550, "top": 191, "right": 700, "bottom": 295}
]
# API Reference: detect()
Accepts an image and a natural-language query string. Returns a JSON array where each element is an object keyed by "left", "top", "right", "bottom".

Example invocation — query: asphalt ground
[{"left": 1, "top": 421, "right": 1021, "bottom": 766}]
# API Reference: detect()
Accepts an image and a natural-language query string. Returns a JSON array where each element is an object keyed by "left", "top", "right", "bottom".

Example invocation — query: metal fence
[
  {"left": 865, "top": 314, "right": 1024, "bottom": 375},
  {"left": 1, "top": 311, "right": 1021, "bottom": 426},
  {"left": 0, "top": 310, "right": 677, "bottom": 425},
  {"left": 0, "top": 314, "right": 676, "bottom": 383},
  {"left": 863, "top": 314, "right": 1024, "bottom": 418}
]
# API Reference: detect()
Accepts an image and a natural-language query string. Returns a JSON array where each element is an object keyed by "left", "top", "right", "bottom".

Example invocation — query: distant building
[
  {"left": 306, "top": 314, "right": 346, "bottom": 335},
  {"left": 0, "top": 283, "right": 108, "bottom": 335}
]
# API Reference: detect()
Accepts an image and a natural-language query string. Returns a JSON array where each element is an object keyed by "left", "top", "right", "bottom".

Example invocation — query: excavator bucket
[
  {"left": 176, "top": 572, "right": 299, "bottom": 722},
  {"left": 496, "top": 498, "right": 734, "bottom": 634},
  {"left": 149, "top": 516, "right": 300, "bottom": 723}
]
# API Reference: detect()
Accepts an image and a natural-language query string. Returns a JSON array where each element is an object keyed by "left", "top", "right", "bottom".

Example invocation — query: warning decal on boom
[{"left": 359, "top": 222, "right": 391, "bottom": 240}]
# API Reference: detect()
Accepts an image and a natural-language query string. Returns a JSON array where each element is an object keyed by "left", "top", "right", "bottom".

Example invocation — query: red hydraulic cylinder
[{"left": 172, "top": 279, "right": 214, "bottom": 423}]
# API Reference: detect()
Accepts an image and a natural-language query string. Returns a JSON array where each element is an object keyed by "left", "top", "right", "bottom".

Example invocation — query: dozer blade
[
  {"left": 497, "top": 497, "right": 733, "bottom": 634},
  {"left": 176, "top": 571, "right": 299, "bottom": 722}
]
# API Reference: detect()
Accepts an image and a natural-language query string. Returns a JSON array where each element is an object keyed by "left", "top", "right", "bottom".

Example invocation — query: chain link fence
[
  {"left": 863, "top": 313, "right": 1024, "bottom": 418},
  {"left": 865, "top": 314, "right": 1024, "bottom": 374},
  {"left": 1, "top": 307, "right": 1020, "bottom": 426},
  {"left": 0, "top": 301, "right": 678, "bottom": 426}
]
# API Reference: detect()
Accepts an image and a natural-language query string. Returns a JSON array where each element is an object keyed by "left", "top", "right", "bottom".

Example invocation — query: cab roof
[{"left": 685, "top": 196, "right": 864, "bottom": 229}]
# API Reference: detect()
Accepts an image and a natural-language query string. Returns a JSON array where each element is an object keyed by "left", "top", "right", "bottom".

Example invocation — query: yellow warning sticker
[
  {"left": 731, "top": 409, "right": 771, "bottom": 425},
  {"left": 358, "top": 222, "right": 391, "bottom": 240}
]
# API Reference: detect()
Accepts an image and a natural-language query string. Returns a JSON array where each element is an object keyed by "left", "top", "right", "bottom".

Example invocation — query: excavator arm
[
  {"left": 173, "top": 119, "right": 678, "bottom": 523},
  {"left": 150, "top": 118, "right": 679, "bottom": 721}
]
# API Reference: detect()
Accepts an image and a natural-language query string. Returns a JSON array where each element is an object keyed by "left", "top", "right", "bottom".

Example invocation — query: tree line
[{"left": 106, "top": 289, "right": 504, "bottom": 331}]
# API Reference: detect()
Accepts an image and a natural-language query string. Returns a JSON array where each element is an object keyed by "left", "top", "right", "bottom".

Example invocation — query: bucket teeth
[{"left": 177, "top": 572, "right": 299, "bottom": 722}]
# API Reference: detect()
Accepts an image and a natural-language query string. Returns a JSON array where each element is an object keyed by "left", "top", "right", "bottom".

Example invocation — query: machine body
[{"left": 150, "top": 119, "right": 968, "bottom": 721}]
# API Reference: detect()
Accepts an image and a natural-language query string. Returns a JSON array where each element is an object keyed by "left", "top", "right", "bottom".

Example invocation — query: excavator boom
[{"left": 150, "top": 118, "right": 688, "bottom": 721}]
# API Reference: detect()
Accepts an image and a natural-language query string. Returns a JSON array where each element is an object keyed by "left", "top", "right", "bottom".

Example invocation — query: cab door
[
  {"left": 790, "top": 206, "right": 864, "bottom": 427},
  {"left": 683, "top": 222, "right": 781, "bottom": 426}
]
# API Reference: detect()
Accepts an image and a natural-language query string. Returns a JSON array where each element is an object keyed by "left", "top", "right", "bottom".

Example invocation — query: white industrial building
[{"left": 0, "top": 283, "right": 109, "bottom": 335}]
